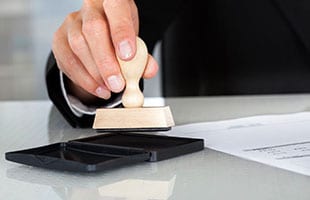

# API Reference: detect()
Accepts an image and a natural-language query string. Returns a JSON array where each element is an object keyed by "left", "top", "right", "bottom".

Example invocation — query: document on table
[{"left": 167, "top": 112, "right": 310, "bottom": 176}]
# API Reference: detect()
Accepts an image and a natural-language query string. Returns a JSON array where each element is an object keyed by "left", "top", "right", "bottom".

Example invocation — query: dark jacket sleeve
[
  {"left": 45, "top": 52, "right": 95, "bottom": 128},
  {"left": 45, "top": 51, "right": 135, "bottom": 128},
  {"left": 45, "top": 1, "right": 182, "bottom": 128}
]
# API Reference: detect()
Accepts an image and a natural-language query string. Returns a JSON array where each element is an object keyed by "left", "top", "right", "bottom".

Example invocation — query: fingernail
[
  {"left": 107, "top": 75, "right": 124, "bottom": 92},
  {"left": 96, "top": 86, "right": 111, "bottom": 99},
  {"left": 119, "top": 40, "right": 132, "bottom": 60}
]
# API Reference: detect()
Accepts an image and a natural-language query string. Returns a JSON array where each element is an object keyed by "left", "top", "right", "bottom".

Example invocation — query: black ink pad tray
[{"left": 5, "top": 133, "right": 204, "bottom": 172}]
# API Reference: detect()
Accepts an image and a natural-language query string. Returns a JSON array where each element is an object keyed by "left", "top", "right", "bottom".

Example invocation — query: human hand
[{"left": 52, "top": 0, "right": 159, "bottom": 100}]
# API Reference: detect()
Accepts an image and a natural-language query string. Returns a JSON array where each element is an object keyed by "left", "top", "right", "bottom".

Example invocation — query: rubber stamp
[{"left": 93, "top": 37, "right": 175, "bottom": 132}]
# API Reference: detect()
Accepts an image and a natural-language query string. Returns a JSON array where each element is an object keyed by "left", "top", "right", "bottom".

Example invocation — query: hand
[{"left": 52, "top": 0, "right": 159, "bottom": 100}]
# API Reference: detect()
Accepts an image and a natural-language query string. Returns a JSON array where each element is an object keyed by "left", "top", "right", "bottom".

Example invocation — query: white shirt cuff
[{"left": 59, "top": 71, "right": 122, "bottom": 117}]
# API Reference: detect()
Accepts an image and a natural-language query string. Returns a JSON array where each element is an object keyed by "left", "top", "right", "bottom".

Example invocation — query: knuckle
[
  {"left": 112, "top": 26, "right": 131, "bottom": 41},
  {"left": 112, "top": 18, "right": 133, "bottom": 37},
  {"left": 82, "top": 0, "right": 94, "bottom": 8},
  {"left": 97, "top": 57, "right": 118, "bottom": 75},
  {"left": 82, "top": 17, "right": 105, "bottom": 37},
  {"left": 94, "top": 75, "right": 104, "bottom": 85},
  {"left": 103, "top": 0, "right": 123, "bottom": 9},
  {"left": 68, "top": 33, "right": 86, "bottom": 52},
  {"left": 62, "top": 55, "right": 78, "bottom": 73},
  {"left": 88, "top": 69, "right": 103, "bottom": 83},
  {"left": 65, "top": 12, "right": 77, "bottom": 23},
  {"left": 117, "top": 17, "right": 132, "bottom": 28},
  {"left": 97, "top": 56, "right": 113, "bottom": 69},
  {"left": 81, "top": 77, "right": 98, "bottom": 92},
  {"left": 84, "top": 66, "right": 104, "bottom": 85}
]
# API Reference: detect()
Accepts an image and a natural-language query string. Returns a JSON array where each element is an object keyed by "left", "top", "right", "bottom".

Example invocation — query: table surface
[{"left": 1, "top": 95, "right": 310, "bottom": 200}]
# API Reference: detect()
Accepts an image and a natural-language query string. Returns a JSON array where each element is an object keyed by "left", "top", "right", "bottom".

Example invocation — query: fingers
[
  {"left": 103, "top": 0, "right": 137, "bottom": 61},
  {"left": 67, "top": 14, "right": 104, "bottom": 86},
  {"left": 52, "top": 15, "right": 111, "bottom": 99},
  {"left": 143, "top": 55, "right": 159, "bottom": 79},
  {"left": 129, "top": 0, "right": 139, "bottom": 35},
  {"left": 52, "top": 0, "right": 151, "bottom": 102},
  {"left": 81, "top": 6, "right": 125, "bottom": 93}
]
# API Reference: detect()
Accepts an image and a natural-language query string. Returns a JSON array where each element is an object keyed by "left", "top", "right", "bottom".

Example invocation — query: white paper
[{"left": 166, "top": 112, "right": 310, "bottom": 176}]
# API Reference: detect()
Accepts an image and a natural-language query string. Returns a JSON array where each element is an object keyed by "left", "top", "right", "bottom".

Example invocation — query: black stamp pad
[{"left": 5, "top": 133, "right": 204, "bottom": 172}]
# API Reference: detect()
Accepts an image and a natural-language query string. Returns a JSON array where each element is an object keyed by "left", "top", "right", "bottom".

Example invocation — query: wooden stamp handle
[{"left": 117, "top": 37, "right": 148, "bottom": 108}]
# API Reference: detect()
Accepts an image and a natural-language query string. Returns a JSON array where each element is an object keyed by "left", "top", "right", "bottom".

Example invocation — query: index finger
[{"left": 103, "top": 0, "right": 137, "bottom": 61}]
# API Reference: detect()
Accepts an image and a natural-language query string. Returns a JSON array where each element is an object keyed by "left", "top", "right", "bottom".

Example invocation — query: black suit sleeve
[
  {"left": 45, "top": 52, "right": 96, "bottom": 128},
  {"left": 45, "top": 1, "right": 183, "bottom": 127},
  {"left": 45, "top": 52, "right": 131, "bottom": 128}
]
